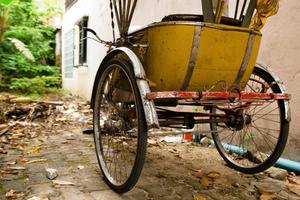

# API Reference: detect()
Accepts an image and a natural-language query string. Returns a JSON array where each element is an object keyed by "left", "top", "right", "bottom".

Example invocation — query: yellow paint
[
  {"left": 129, "top": 22, "right": 261, "bottom": 92},
  {"left": 250, "top": 0, "right": 280, "bottom": 31}
]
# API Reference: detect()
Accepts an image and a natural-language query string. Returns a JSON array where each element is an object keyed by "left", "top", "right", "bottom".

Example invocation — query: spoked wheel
[
  {"left": 211, "top": 66, "right": 289, "bottom": 174},
  {"left": 93, "top": 58, "right": 147, "bottom": 193}
]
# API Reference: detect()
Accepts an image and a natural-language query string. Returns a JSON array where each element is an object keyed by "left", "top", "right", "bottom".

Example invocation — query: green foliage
[
  {"left": 9, "top": 76, "right": 60, "bottom": 94},
  {"left": 0, "top": 0, "right": 60, "bottom": 94},
  {"left": 0, "top": 0, "right": 13, "bottom": 5}
]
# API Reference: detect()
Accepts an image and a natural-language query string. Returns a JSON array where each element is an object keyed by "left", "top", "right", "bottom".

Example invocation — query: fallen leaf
[
  {"left": 0, "top": 169, "right": 19, "bottom": 175},
  {"left": 288, "top": 177, "right": 300, "bottom": 185},
  {"left": 193, "top": 194, "right": 207, "bottom": 200},
  {"left": 10, "top": 97, "right": 32, "bottom": 104},
  {"left": 26, "top": 158, "right": 47, "bottom": 164},
  {"left": 17, "top": 157, "right": 29, "bottom": 163},
  {"left": 200, "top": 177, "right": 210, "bottom": 187},
  {"left": 8, "top": 166, "right": 26, "bottom": 170},
  {"left": 287, "top": 183, "right": 300, "bottom": 196},
  {"left": 40, "top": 194, "right": 49, "bottom": 200},
  {"left": 27, "top": 145, "right": 41, "bottom": 154},
  {"left": 194, "top": 169, "right": 204, "bottom": 178},
  {"left": 207, "top": 171, "right": 221, "bottom": 179},
  {"left": 5, "top": 189, "right": 16, "bottom": 198},
  {"left": 0, "top": 124, "right": 8, "bottom": 131},
  {"left": 52, "top": 180, "right": 74, "bottom": 185},
  {"left": 260, "top": 192, "right": 276, "bottom": 200}
]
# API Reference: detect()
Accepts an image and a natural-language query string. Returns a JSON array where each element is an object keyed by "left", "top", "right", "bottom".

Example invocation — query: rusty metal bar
[{"left": 146, "top": 91, "right": 291, "bottom": 101}]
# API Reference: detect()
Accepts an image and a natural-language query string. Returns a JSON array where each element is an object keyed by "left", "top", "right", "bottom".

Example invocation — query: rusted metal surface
[
  {"left": 146, "top": 91, "right": 200, "bottom": 100},
  {"left": 146, "top": 91, "right": 290, "bottom": 101},
  {"left": 255, "top": 63, "right": 291, "bottom": 122}
]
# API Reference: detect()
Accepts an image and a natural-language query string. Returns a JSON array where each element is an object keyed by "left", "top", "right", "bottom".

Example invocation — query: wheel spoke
[{"left": 93, "top": 60, "right": 146, "bottom": 191}]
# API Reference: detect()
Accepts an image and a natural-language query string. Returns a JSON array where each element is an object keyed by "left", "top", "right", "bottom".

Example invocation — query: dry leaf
[
  {"left": 194, "top": 170, "right": 204, "bottom": 178},
  {"left": 27, "top": 145, "right": 41, "bottom": 154},
  {"left": 17, "top": 157, "right": 29, "bottom": 163},
  {"left": 259, "top": 192, "right": 276, "bottom": 200},
  {"left": 287, "top": 183, "right": 300, "bottom": 196},
  {"left": 288, "top": 177, "right": 300, "bottom": 185},
  {"left": 8, "top": 166, "right": 26, "bottom": 170},
  {"left": 0, "top": 124, "right": 8, "bottom": 131},
  {"left": 40, "top": 194, "right": 49, "bottom": 200},
  {"left": 26, "top": 158, "right": 47, "bottom": 164},
  {"left": 5, "top": 189, "right": 15, "bottom": 198},
  {"left": 193, "top": 194, "right": 207, "bottom": 200},
  {"left": 10, "top": 97, "right": 32, "bottom": 104},
  {"left": 207, "top": 171, "right": 221, "bottom": 179},
  {"left": 200, "top": 177, "right": 210, "bottom": 187},
  {"left": 52, "top": 180, "right": 74, "bottom": 185}
]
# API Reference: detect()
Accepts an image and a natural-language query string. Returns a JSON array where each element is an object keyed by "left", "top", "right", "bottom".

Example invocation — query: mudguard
[{"left": 91, "top": 47, "right": 159, "bottom": 129}]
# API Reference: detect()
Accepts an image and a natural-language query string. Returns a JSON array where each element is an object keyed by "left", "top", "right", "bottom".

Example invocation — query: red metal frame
[{"left": 146, "top": 91, "right": 291, "bottom": 101}]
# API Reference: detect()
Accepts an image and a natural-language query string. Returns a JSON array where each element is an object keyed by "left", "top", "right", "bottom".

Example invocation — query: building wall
[
  {"left": 258, "top": 0, "right": 300, "bottom": 160},
  {"left": 62, "top": 0, "right": 300, "bottom": 160},
  {"left": 62, "top": 0, "right": 109, "bottom": 98}
]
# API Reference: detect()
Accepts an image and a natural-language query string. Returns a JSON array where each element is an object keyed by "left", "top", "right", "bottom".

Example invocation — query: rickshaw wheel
[
  {"left": 211, "top": 66, "right": 289, "bottom": 174},
  {"left": 93, "top": 58, "right": 147, "bottom": 193}
]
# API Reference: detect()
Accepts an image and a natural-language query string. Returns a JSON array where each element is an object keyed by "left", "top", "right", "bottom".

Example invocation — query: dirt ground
[{"left": 0, "top": 93, "right": 300, "bottom": 200}]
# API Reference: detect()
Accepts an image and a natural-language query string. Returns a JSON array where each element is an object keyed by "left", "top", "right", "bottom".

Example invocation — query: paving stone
[
  {"left": 143, "top": 184, "right": 172, "bottom": 198},
  {"left": 2, "top": 180, "right": 27, "bottom": 192},
  {"left": 277, "top": 190, "right": 300, "bottom": 200},
  {"left": 253, "top": 178, "right": 287, "bottom": 194},
  {"left": 77, "top": 177, "right": 109, "bottom": 192},
  {"left": 60, "top": 186, "right": 94, "bottom": 200},
  {"left": 27, "top": 172, "right": 52, "bottom": 185},
  {"left": 122, "top": 188, "right": 148, "bottom": 200},
  {"left": 266, "top": 167, "right": 288, "bottom": 181},
  {"left": 30, "top": 183, "right": 61, "bottom": 197},
  {"left": 90, "top": 190, "right": 124, "bottom": 200}
]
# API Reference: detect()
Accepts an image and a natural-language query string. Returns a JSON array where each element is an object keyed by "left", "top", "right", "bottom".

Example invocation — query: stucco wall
[{"left": 258, "top": 0, "right": 300, "bottom": 160}]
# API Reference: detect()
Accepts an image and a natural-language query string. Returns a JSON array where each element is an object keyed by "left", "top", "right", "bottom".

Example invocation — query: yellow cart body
[{"left": 129, "top": 22, "right": 262, "bottom": 92}]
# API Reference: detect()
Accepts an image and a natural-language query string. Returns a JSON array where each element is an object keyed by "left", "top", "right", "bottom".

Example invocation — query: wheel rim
[
  {"left": 94, "top": 64, "right": 139, "bottom": 186},
  {"left": 212, "top": 71, "right": 283, "bottom": 169}
]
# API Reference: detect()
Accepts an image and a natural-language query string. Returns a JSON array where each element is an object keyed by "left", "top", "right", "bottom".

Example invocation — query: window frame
[{"left": 78, "top": 16, "right": 89, "bottom": 66}]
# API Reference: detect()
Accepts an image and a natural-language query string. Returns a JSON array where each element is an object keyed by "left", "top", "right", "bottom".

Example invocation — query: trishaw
[{"left": 90, "top": 0, "right": 291, "bottom": 193}]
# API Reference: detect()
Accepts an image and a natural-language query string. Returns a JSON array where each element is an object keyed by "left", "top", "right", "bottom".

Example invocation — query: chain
[{"left": 109, "top": 0, "right": 116, "bottom": 44}]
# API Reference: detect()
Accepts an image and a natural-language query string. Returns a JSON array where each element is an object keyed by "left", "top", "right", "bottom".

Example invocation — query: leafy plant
[{"left": 0, "top": 0, "right": 60, "bottom": 94}]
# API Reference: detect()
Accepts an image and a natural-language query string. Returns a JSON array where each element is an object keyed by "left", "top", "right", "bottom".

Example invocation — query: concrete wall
[
  {"left": 258, "top": 0, "right": 300, "bottom": 160},
  {"left": 62, "top": 0, "right": 111, "bottom": 98}
]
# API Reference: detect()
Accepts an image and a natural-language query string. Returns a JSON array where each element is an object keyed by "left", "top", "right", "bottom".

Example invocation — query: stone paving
[
  {"left": 0, "top": 95, "right": 300, "bottom": 200},
  {"left": 1, "top": 126, "right": 300, "bottom": 200}
]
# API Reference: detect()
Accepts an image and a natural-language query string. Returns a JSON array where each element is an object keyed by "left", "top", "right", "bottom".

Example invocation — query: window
[
  {"left": 78, "top": 16, "right": 88, "bottom": 65},
  {"left": 65, "top": 0, "right": 78, "bottom": 10},
  {"left": 63, "top": 29, "right": 74, "bottom": 78}
]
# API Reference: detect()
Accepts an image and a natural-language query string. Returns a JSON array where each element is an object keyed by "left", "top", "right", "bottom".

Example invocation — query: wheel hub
[{"left": 226, "top": 114, "right": 252, "bottom": 131}]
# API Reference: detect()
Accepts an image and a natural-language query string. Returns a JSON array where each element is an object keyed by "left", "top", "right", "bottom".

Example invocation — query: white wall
[
  {"left": 62, "top": 0, "right": 113, "bottom": 98},
  {"left": 258, "top": 0, "right": 300, "bottom": 160}
]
